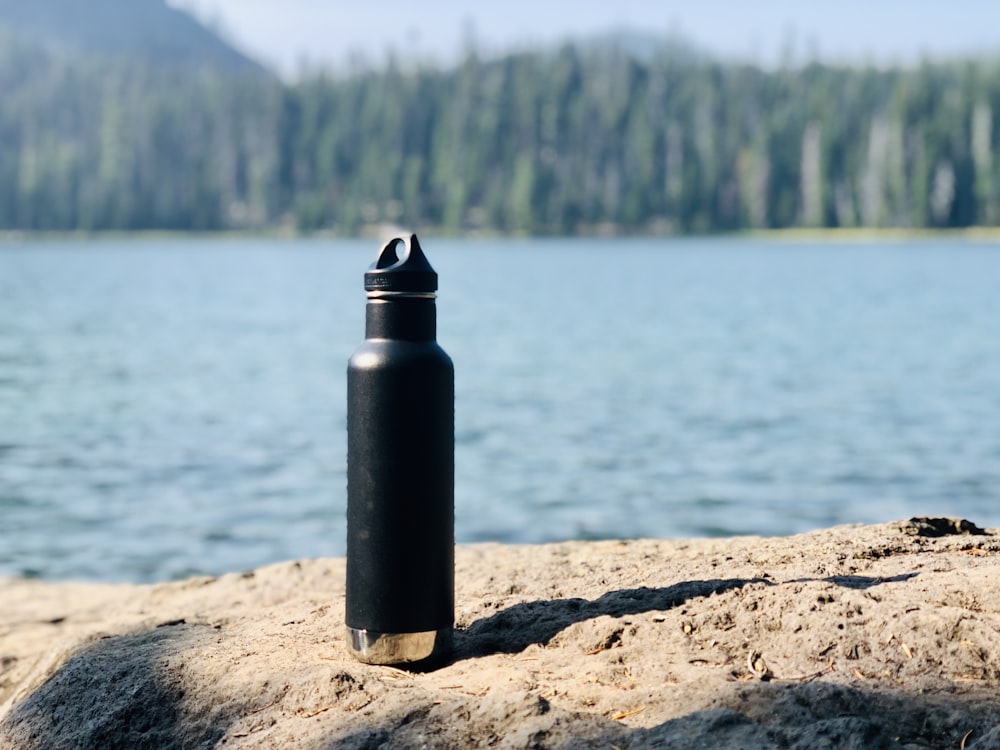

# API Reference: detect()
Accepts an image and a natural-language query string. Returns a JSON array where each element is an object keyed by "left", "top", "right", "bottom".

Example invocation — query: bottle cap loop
[{"left": 364, "top": 234, "right": 438, "bottom": 293}]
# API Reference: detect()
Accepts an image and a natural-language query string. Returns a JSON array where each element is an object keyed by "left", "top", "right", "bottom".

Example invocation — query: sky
[{"left": 167, "top": 0, "right": 1000, "bottom": 76}]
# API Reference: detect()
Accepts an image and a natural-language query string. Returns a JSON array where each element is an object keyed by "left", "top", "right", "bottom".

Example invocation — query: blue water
[{"left": 2, "top": 236, "right": 999, "bottom": 582}]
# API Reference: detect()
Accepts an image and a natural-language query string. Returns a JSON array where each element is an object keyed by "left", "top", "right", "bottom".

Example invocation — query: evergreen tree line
[{"left": 4, "top": 32, "right": 1000, "bottom": 234}]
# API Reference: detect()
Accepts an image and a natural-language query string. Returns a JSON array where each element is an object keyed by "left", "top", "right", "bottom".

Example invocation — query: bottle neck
[{"left": 365, "top": 296, "right": 437, "bottom": 341}]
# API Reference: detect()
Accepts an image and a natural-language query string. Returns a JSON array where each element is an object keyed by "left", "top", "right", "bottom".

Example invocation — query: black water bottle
[{"left": 345, "top": 234, "right": 454, "bottom": 668}]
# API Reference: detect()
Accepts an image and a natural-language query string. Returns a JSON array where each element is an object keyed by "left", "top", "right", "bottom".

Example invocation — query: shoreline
[
  {"left": 4, "top": 226, "right": 1000, "bottom": 246},
  {"left": 3, "top": 518, "right": 1000, "bottom": 748}
]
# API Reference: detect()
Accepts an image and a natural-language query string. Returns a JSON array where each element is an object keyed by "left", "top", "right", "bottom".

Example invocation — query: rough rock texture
[{"left": 3, "top": 518, "right": 1000, "bottom": 749}]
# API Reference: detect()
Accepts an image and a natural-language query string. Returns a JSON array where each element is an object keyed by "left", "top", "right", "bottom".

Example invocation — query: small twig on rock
[
  {"left": 380, "top": 666, "right": 414, "bottom": 680},
  {"left": 777, "top": 662, "right": 834, "bottom": 683},
  {"left": 749, "top": 653, "right": 832, "bottom": 683},
  {"left": 611, "top": 706, "right": 646, "bottom": 721},
  {"left": 298, "top": 705, "right": 335, "bottom": 719},
  {"left": 247, "top": 698, "right": 281, "bottom": 715}
]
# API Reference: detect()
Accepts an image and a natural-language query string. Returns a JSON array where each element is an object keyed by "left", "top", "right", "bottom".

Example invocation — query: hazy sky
[{"left": 168, "top": 0, "right": 1000, "bottom": 75}]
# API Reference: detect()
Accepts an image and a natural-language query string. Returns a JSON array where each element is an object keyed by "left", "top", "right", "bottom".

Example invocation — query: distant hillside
[
  {"left": 574, "top": 28, "right": 709, "bottom": 65},
  {"left": 2, "top": 21, "right": 998, "bottom": 234},
  {"left": 0, "top": 0, "right": 270, "bottom": 75}
]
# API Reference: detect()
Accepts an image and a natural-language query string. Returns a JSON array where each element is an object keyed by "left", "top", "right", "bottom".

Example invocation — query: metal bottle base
[{"left": 346, "top": 626, "right": 452, "bottom": 667}]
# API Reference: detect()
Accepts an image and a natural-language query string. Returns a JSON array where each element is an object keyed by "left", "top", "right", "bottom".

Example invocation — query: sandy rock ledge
[{"left": 3, "top": 518, "right": 1000, "bottom": 749}]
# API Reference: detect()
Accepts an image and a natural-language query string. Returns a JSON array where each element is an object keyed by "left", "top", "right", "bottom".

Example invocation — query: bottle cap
[{"left": 364, "top": 235, "right": 438, "bottom": 293}]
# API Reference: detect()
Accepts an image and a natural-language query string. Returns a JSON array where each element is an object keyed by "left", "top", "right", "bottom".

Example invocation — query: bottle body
[{"left": 346, "top": 296, "right": 454, "bottom": 667}]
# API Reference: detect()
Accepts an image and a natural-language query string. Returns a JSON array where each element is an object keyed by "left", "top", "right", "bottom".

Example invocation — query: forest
[{"left": 3, "top": 30, "right": 1000, "bottom": 235}]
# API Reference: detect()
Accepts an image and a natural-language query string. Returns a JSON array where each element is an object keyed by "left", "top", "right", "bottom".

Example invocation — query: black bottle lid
[{"left": 364, "top": 234, "right": 438, "bottom": 293}]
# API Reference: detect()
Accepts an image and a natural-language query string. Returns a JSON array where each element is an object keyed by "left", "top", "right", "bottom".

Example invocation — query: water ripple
[{"left": 2, "top": 237, "right": 999, "bottom": 581}]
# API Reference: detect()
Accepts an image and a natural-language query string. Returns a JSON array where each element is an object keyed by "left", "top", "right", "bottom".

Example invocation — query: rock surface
[{"left": 3, "top": 518, "right": 1000, "bottom": 749}]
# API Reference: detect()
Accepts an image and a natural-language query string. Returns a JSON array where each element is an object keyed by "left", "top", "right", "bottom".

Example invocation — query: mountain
[{"left": 0, "top": 0, "right": 270, "bottom": 76}]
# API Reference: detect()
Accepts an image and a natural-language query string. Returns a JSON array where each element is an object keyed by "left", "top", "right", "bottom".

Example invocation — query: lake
[{"left": 2, "top": 235, "right": 999, "bottom": 582}]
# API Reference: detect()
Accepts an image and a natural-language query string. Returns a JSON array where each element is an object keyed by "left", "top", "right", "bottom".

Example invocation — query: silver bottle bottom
[{"left": 346, "top": 626, "right": 452, "bottom": 666}]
